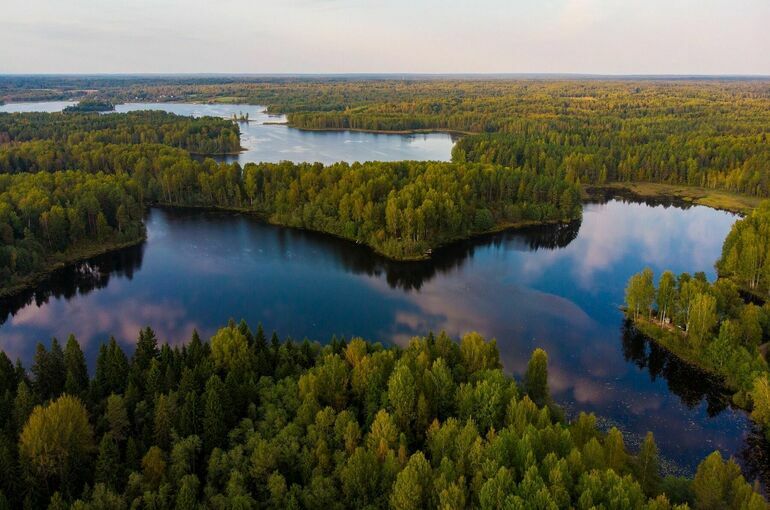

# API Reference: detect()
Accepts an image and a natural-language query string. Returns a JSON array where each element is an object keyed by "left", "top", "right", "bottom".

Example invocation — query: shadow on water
[
  {"left": 621, "top": 321, "right": 732, "bottom": 415},
  {"left": 740, "top": 429, "right": 770, "bottom": 493},
  {"left": 0, "top": 243, "right": 145, "bottom": 326},
  {"left": 158, "top": 207, "right": 582, "bottom": 292},
  {"left": 621, "top": 321, "right": 770, "bottom": 490},
  {"left": 586, "top": 187, "right": 700, "bottom": 211},
  {"left": 0, "top": 210, "right": 580, "bottom": 322},
  {"left": 326, "top": 219, "right": 581, "bottom": 292}
]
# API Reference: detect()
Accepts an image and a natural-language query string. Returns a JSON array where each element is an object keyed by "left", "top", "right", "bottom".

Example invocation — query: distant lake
[
  {"left": 0, "top": 101, "right": 455, "bottom": 164},
  {"left": 0, "top": 101, "right": 76, "bottom": 113},
  {"left": 2, "top": 198, "right": 763, "bottom": 482}
]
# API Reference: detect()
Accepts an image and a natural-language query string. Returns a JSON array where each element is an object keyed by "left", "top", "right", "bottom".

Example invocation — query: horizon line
[{"left": 2, "top": 72, "right": 770, "bottom": 80}]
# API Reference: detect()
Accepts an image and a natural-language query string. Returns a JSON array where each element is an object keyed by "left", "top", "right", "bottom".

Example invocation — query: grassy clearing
[{"left": 592, "top": 182, "right": 761, "bottom": 215}]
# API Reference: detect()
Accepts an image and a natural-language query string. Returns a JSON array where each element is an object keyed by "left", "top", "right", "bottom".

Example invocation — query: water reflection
[
  {"left": 0, "top": 244, "right": 145, "bottom": 327},
  {"left": 0, "top": 198, "right": 756, "bottom": 480},
  {"left": 740, "top": 429, "right": 770, "bottom": 491},
  {"left": 621, "top": 321, "right": 732, "bottom": 416},
  {"left": 1, "top": 102, "right": 456, "bottom": 165},
  {"left": 621, "top": 322, "right": 770, "bottom": 488},
  {"left": 287, "top": 219, "right": 581, "bottom": 292},
  {"left": 1, "top": 100, "right": 767, "bottom": 483},
  {"left": 114, "top": 103, "right": 455, "bottom": 165}
]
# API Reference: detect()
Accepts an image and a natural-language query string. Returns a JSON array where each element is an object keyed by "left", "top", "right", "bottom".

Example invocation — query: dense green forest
[
  {"left": 63, "top": 100, "right": 116, "bottom": 113},
  {"left": 0, "top": 112, "right": 228, "bottom": 294},
  {"left": 0, "top": 140, "right": 191, "bottom": 176},
  {"left": 60, "top": 78, "right": 768, "bottom": 199},
  {"left": 216, "top": 161, "right": 580, "bottom": 259},
  {"left": 270, "top": 80, "right": 770, "bottom": 199},
  {"left": 2, "top": 77, "right": 770, "bottom": 508},
  {"left": 625, "top": 202, "right": 770, "bottom": 440},
  {"left": 0, "top": 324, "right": 766, "bottom": 508},
  {"left": 6, "top": 78, "right": 768, "bottom": 198},
  {"left": 1, "top": 151, "right": 580, "bottom": 264},
  {"left": 0, "top": 111, "right": 241, "bottom": 155},
  {"left": 716, "top": 201, "right": 770, "bottom": 298},
  {"left": 0, "top": 111, "right": 581, "bottom": 268},
  {"left": 0, "top": 171, "right": 145, "bottom": 293}
]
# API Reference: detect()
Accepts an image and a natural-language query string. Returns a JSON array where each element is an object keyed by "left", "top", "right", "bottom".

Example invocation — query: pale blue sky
[{"left": 1, "top": 0, "right": 768, "bottom": 74}]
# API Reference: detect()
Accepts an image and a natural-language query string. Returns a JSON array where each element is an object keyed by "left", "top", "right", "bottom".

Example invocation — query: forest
[
  {"left": 52, "top": 78, "right": 768, "bottom": 199},
  {"left": 0, "top": 171, "right": 145, "bottom": 294},
  {"left": 0, "top": 111, "right": 581, "bottom": 272},
  {"left": 717, "top": 201, "right": 770, "bottom": 298},
  {"left": 63, "top": 100, "right": 116, "bottom": 113},
  {"left": 0, "top": 111, "right": 241, "bottom": 155},
  {"left": 0, "top": 324, "right": 766, "bottom": 509},
  {"left": 625, "top": 201, "right": 770, "bottom": 440},
  {"left": 2, "top": 79, "right": 770, "bottom": 508},
  {"left": 218, "top": 160, "right": 580, "bottom": 259},
  {"left": 5, "top": 79, "right": 769, "bottom": 199}
]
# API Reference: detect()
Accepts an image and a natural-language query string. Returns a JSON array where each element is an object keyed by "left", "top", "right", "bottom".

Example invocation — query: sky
[{"left": 1, "top": 0, "right": 769, "bottom": 75}]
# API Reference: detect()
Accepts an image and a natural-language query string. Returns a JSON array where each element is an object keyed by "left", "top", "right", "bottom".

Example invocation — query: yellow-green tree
[
  {"left": 210, "top": 326, "right": 251, "bottom": 373},
  {"left": 19, "top": 395, "right": 95, "bottom": 492}
]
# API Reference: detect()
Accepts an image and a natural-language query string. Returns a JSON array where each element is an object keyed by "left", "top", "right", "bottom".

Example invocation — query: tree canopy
[{"left": 0, "top": 324, "right": 766, "bottom": 508}]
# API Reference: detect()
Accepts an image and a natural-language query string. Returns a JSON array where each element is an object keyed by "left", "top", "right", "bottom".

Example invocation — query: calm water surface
[
  {"left": 1, "top": 199, "right": 763, "bottom": 479},
  {"left": 0, "top": 101, "right": 766, "bottom": 481},
  {"left": 0, "top": 101, "right": 76, "bottom": 113}
]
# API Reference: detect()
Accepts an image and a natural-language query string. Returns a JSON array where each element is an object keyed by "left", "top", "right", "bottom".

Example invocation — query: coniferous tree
[
  {"left": 524, "top": 348, "right": 549, "bottom": 408},
  {"left": 202, "top": 376, "right": 227, "bottom": 450},
  {"left": 63, "top": 335, "right": 88, "bottom": 397},
  {"left": 94, "top": 434, "right": 121, "bottom": 489},
  {"left": 636, "top": 432, "right": 661, "bottom": 497}
]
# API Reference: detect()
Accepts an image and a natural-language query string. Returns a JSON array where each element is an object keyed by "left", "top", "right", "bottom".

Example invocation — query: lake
[
  {"left": 0, "top": 101, "right": 455, "bottom": 164},
  {"left": 1, "top": 199, "right": 762, "bottom": 480},
  {"left": 0, "top": 101, "right": 765, "bottom": 482}
]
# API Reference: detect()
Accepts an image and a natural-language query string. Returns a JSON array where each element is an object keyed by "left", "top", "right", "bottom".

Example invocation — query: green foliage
[
  {"left": 626, "top": 225, "right": 770, "bottom": 445},
  {"left": 63, "top": 100, "right": 115, "bottom": 113},
  {"left": 174, "top": 79, "right": 770, "bottom": 200},
  {"left": 636, "top": 432, "right": 662, "bottom": 497},
  {"left": 0, "top": 110, "right": 240, "bottom": 156},
  {"left": 0, "top": 170, "right": 144, "bottom": 291},
  {"left": 236, "top": 160, "right": 581, "bottom": 259},
  {"left": 692, "top": 451, "right": 767, "bottom": 509},
  {"left": 2, "top": 324, "right": 764, "bottom": 508},
  {"left": 625, "top": 267, "right": 769, "bottom": 400},
  {"left": 19, "top": 395, "right": 95, "bottom": 496},
  {"left": 210, "top": 325, "right": 251, "bottom": 372},
  {"left": 717, "top": 200, "right": 770, "bottom": 297},
  {"left": 523, "top": 348, "right": 549, "bottom": 408},
  {"left": 0, "top": 110, "right": 583, "bottom": 294},
  {"left": 625, "top": 267, "right": 655, "bottom": 320}
]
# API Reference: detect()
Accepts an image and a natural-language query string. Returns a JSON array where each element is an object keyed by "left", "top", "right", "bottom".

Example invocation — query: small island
[{"left": 63, "top": 99, "right": 116, "bottom": 113}]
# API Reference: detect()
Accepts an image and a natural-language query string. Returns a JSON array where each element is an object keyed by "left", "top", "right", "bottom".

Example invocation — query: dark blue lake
[{"left": 1, "top": 199, "right": 760, "bottom": 480}]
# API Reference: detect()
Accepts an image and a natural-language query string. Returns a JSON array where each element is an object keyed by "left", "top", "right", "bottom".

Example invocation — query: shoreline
[
  {"left": 2, "top": 177, "right": 760, "bottom": 303},
  {"left": 152, "top": 202, "right": 576, "bottom": 262},
  {"left": 0, "top": 201, "right": 577, "bottom": 303},
  {"left": 285, "top": 124, "right": 475, "bottom": 137},
  {"left": 0, "top": 232, "right": 146, "bottom": 299},
  {"left": 586, "top": 182, "right": 761, "bottom": 215},
  {"left": 629, "top": 317, "right": 741, "bottom": 395}
]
